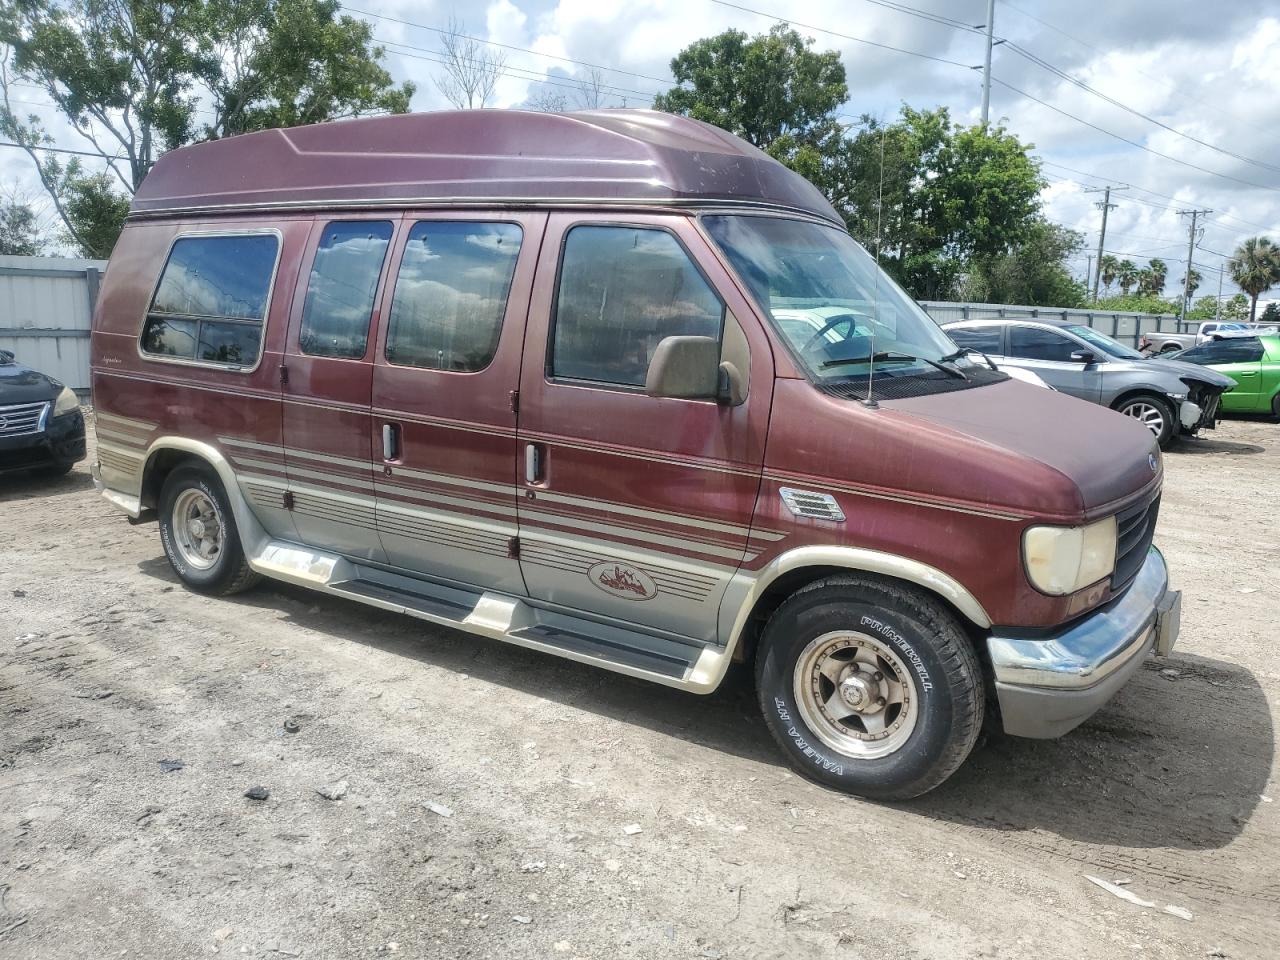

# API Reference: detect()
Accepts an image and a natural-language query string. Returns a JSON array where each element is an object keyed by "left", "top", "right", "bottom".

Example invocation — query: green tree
[
  {"left": 1099, "top": 254, "right": 1119, "bottom": 295},
  {"left": 1179, "top": 268, "right": 1202, "bottom": 299},
  {"left": 1143, "top": 257, "right": 1167, "bottom": 295},
  {"left": 1094, "top": 293, "right": 1180, "bottom": 314},
  {"left": 962, "top": 219, "right": 1085, "bottom": 307},
  {"left": 0, "top": 0, "right": 413, "bottom": 257},
  {"left": 654, "top": 24, "right": 846, "bottom": 157},
  {"left": 831, "top": 107, "right": 1044, "bottom": 299},
  {"left": 0, "top": 187, "right": 44, "bottom": 255},
  {"left": 1134, "top": 266, "right": 1155, "bottom": 296},
  {"left": 1222, "top": 293, "right": 1250, "bottom": 321},
  {"left": 1115, "top": 259, "right": 1139, "bottom": 295},
  {"left": 1228, "top": 236, "right": 1280, "bottom": 321},
  {"left": 1261, "top": 302, "right": 1280, "bottom": 323},
  {"left": 1186, "top": 295, "right": 1219, "bottom": 321}
]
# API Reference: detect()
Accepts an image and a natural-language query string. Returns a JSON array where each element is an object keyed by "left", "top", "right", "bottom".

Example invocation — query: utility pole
[
  {"left": 980, "top": 0, "right": 996, "bottom": 125},
  {"left": 1084, "top": 186, "right": 1125, "bottom": 301},
  {"left": 1213, "top": 263, "right": 1223, "bottom": 323},
  {"left": 1178, "top": 208, "right": 1211, "bottom": 323}
]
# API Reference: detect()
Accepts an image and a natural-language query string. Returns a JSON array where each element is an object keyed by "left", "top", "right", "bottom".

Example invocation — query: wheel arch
[
  {"left": 712, "top": 546, "right": 992, "bottom": 679},
  {"left": 140, "top": 438, "right": 269, "bottom": 557}
]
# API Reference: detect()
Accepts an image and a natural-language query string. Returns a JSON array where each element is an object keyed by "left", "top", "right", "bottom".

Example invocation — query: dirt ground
[{"left": 2, "top": 415, "right": 1277, "bottom": 960}]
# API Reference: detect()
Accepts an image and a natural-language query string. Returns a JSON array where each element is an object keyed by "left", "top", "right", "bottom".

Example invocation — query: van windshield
[{"left": 702, "top": 215, "right": 962, "bottom": 381}]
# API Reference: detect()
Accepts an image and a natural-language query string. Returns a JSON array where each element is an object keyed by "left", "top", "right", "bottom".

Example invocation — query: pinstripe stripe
[{"left": 762, "top": 472, "right": 1029, "bottom": 522}]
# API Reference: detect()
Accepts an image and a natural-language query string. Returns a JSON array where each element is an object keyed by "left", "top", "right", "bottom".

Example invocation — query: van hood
[
  {"left": 882, "top": 378, "right": 1160, "bottom": 515},
  {"left": 0, "top": 356, "right": 63, "bottom": 405}
]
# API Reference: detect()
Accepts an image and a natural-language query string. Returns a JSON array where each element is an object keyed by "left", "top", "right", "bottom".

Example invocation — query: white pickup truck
[{"left": 1140, "top": 321, "right": 1280, "bottom": 354}]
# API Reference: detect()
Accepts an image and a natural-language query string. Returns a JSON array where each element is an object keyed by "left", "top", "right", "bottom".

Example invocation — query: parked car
[
  {"left": 0, "top": 348, "right": 86, "bottom": 476},
  {"left": 90, "top": 109, "right": 1181, "bottom": 799},
  {"left": 943, "top": 318, "right": 1234, "bottom": 447},
  {"left": 1172, "top": 334, "right": 1280, "bottom": 418},
  {"left": 1140, "top": 321, "right": 1280, "bottom": 355}
]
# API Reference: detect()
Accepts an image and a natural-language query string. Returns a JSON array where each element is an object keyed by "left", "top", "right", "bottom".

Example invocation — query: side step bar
[{"left": 249, "top": 541, "right": 733, "bottom": 693}]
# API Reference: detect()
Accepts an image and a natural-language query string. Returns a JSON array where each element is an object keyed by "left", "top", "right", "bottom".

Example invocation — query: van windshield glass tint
[{"left": 702, "top": 216, "right": 958, "bottom": 381}]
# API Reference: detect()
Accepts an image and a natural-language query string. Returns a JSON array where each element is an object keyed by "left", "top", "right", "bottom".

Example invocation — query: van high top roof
[{"left": 131, "top": 109, "right": 843, "bottom": 225}]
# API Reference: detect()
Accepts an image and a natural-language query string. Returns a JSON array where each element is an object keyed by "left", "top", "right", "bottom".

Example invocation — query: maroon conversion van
[{"left": 90, "top": 110, "right": 1181, "bottom": 798}]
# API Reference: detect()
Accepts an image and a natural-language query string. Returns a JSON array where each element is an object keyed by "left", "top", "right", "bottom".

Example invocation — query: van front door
[
  {"left": 514, "top": 215, "right": 772, "bottom": 642},
  {"left": 280, "top": 218, "right": 398, "bottom": 562},
  {"left": 369, "top": 214, "right": 544, "bottom": 594}
]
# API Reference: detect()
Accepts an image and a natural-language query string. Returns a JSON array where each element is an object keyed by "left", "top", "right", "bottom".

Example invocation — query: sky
[{"left": 5, "top": 0, "right": 1280, "bottom": 302}]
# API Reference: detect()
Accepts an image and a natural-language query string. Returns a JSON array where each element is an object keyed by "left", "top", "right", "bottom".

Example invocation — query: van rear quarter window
[
  {"left": 300, "top": 221, "right": 394, "bottom": 359},
  {"left": 140, "top": 232, "right": 280, "bottom": 368},
  {"left": 385, "top": 221, "right": 522, "bottom": 372},
  {"left": 550, "top": 225, "right": 723, "bottom": 387}
]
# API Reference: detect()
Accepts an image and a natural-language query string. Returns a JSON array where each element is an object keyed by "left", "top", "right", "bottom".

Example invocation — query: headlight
[
  {"left": 53, "top": 386, "right": 80, "bottom": 416},
  {"left": 1022, "top": 516, "right": 1117, "bottom": 595}
]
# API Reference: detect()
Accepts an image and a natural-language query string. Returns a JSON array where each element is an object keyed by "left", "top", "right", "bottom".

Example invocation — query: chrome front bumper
[{"left": 988, "top": 546, "right": 1180, "bottom": 739}]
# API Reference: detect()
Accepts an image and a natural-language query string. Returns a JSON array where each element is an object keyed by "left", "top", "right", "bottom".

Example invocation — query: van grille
[
  {"left": 0, "top": 401, "right": 49, "bottom": 438},
  {"left": 1112, "top": 494, "right": 1160, "bottom": 591}
]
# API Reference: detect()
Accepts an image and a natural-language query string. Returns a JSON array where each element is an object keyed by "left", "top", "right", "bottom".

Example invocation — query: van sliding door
[{"left": 279, "top": 218, "right": 398, "bottom": 562}]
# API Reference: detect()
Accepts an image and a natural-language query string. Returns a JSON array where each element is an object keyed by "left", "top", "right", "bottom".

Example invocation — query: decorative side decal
[{"left": 588, "top": 562, "right": 658, "bottom": 601}]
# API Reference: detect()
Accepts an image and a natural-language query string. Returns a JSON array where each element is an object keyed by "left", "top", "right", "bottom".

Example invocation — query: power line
[
  {"left": 0, "top": 140, "right": 112, "bottom": 159},
  {"left": 989, "top": 76, "right": 1280, "bottom": 194}
]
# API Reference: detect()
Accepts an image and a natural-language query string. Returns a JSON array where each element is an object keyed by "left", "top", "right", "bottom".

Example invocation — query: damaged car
[{"left": 942, "top": 318, "right": 1234, "bottom": 447}]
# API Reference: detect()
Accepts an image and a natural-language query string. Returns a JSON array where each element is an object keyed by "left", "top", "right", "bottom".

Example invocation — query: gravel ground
[{"left": 2, "top": 415, "right": 1277, "bottom": 960}]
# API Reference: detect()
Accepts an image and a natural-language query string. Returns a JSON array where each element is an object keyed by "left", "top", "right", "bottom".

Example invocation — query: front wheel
[
  {"left": 755, "top": 575, "right": 984, "bottom": 800},
  {"left": 158, "top": 463, "right": 260, "bottom": 596},
  {"left": 1115, "top": 394, "right": 1176, "bottom": 448}
]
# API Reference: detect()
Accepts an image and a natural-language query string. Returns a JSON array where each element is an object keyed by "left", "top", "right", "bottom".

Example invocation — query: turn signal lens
[{"left": 1023, "top": 516, "right": 1118, "bottom": 596}]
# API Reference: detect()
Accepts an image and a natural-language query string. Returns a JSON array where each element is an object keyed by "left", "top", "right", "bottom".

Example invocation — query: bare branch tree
[
  {"left": 574, "top": 68, "right": 610, "bottom": 110},
  {"left": 434, "top": 17, "right": 506, "bottom": 109},
  {"left": 526, "top": 90, "right": 568, "bottom": 112}
]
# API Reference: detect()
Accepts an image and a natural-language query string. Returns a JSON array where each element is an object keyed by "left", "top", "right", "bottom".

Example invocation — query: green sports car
[{"left": 1175, "top": 334, "right": 1280, "bottom": 417}]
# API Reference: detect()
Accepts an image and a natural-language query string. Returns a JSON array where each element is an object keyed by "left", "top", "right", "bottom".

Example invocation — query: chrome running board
[{"left": 247, "top": 540, "right": 730, "bottom": 693}]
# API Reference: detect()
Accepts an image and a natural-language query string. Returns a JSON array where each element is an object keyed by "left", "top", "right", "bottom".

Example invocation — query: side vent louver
[{"left": 779, "top": 487, "right": 846, "bottom": 523}]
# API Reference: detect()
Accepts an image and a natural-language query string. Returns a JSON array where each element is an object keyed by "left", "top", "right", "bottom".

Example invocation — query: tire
[
  {"left": 1159, "top": 344, "right": 1181, "bottom": 354},
  {"left": 158, "top": 463, "right": 260, "bottom": 596},
  {"left": 1272, "top": 393, "right": 1280, "bottom": 422},
  {"left": 1115, "top": 393, "right": 1176, "bottom": 448},
  {"left": 755, "top": 575, "right": 984, "bottom": 800}
]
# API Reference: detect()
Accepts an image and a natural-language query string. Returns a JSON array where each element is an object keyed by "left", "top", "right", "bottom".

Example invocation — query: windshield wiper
[
  {"left": 942, "top": 346, "right": 995, "bottom": 372},
  {"left": 823, "top": 351, "right": 968, "bottom": 380}
]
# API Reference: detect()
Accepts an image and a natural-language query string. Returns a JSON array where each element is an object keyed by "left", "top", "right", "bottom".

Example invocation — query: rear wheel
[
  {"left": 755, "top": 575, "right": 984, "bottom": 800},
  {"left": 158, "top": 463, "right": 260, "bottom": 596},
  {"left": 1115, "top": 393, "right": 1176, "bottom": 448},
  {"left": 1159, "top": 343, "right": 1181, "bottom": 354}
]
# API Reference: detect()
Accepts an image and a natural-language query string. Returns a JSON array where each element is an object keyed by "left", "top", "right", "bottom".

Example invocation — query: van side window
[
  {"left": 1008, "top": 325, "right": 1077, "bottom": 362},
  {"left": 300, "top": 221, "right": 394, "bottom": 359},
  {"left": 140, "top": 233, "right": 279, "bottom": 367},
  {"left": 551, "top": 226, "right": 724, "bottom": 387},
  {"left": 385, "top": 221, "right": 522, "bottom": 372}
]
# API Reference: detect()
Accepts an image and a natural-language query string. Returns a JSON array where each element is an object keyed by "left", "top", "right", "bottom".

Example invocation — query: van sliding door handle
[
  {"left": 525, "top": 443, "right": 545, "bottom": 484},
  {"left": 382, "top": 423, "right": 400, "bottom": 461}
]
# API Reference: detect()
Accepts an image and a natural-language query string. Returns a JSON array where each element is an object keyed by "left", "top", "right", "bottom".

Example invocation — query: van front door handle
[{"left": 382, "top": 423, "right": 400, "bottom": 461}]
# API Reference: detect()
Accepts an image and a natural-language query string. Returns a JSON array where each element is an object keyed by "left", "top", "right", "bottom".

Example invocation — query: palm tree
[
  {"left": 1180, "top": 268, "right": 1202, "bottom": 298},
  {"left": 1147, "top": 258, "right": 1168, "bottom": 294},
  {"left": 1135, "top": 267, "right": 1155, "bottom": 296},
  {"left": 1116, "top": 259, "right": 1139, "bottom": 295},
  {"left": 1100, "top": 254, "right": 1119, "bottom": 294},
  {"left": 1229, "top": 236, "right": 1280, "bottom": 321}
]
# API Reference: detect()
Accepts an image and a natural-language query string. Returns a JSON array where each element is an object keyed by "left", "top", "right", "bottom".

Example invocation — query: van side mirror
[
  {"left": 1070, "top": 349, "right": 1097, "bottom": 364},
  {"left": 645, "top": 336, "right": 721, "bottom": 401}
]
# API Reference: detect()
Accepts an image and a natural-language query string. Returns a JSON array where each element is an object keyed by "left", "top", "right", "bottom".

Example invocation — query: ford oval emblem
[
  {"left": 1149, "top": 452, "right": 1159, "bottom": 473},
  {"left": 588, "top": 562, "right": 658, "bottom": 601}
]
